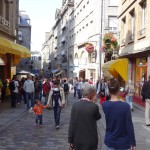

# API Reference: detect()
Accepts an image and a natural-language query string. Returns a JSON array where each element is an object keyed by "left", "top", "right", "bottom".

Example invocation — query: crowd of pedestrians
[
  {"left": 69, "top": 78, "right": 136, "bottom": 150},
  {"left": 0, "top": 74, "right": 140, "bottom": 149}
]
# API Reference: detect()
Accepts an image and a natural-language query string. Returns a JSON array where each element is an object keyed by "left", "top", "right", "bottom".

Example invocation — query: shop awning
[
  {"left": 0, "top": 37, "right": 31, "bottom": 58},
  {"left": 52, "top": 69, "right": 60, "bottom": 74},
  {"left": 102, "top": 58, "right": 128, "bottom": 81},
  {"left": 16, "top": 69, "right": 35, "bottom": 76},
  {"left": 0, "top": 58, "right": 5, "bottom": 65}
]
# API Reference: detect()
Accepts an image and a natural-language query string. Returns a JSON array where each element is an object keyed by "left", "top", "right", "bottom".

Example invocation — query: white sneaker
[{"left": 56, "top": 126, "right": 59, "bottom": 129}]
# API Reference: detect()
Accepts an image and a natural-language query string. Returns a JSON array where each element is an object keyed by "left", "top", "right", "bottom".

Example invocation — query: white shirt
[
  {"left": 14, "top": 80, "right": 19, "bottom": 93},
  {"left": 23, "top": 79, "right": 35, "bottom": 93},
  {"left": 77, "top": 82, "right": 83, "bottom": 90},
  {"left": 73, "top": 80, "right": 78, "bottom": 88},
  {"left": 49, "top": 81, "right": 53, "bottom": 88}
]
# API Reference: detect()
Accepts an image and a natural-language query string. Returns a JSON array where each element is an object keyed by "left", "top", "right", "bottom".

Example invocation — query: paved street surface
[{"left": 0, "top": 94, "right": 150, "bottom": 150}]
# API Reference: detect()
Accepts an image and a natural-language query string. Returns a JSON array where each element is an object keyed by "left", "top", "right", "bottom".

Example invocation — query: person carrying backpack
[
  {"left": 47, "top": 81, "right": 65, "bottom": 129},
  {"left": 62, "top": 79, "right": 69, "bottom": 105},
  {"left": 9, "top": 75, "right": 19, "bottom": 108}
]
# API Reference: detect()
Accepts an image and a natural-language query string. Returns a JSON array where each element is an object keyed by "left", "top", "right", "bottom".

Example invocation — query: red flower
[
  {"left": 85, "top": 43, "right": 94, "bottom": 53},
  {"left": 111, "top": 37, "right": 116, "bottom": 42}
]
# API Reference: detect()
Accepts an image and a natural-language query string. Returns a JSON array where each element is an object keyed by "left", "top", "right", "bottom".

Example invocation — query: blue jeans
[
  {"left": 126, "top": 95, "right": 133, "bottom": 109},
  {"left": 34, "top": 93, "right": 40, "bottom": 100},
  {"left": 74, "top": 87, "right": 76, "bottom": 97},
  {"left": 35, "top": 115, "right": 42, "bottom": 125},
  {"left": 106, "top": 145, "right": 130, "bottom": 150},
  {"left": 26, "top": 92, "right": 34, "bottom": 109},
  {"left": 53, "top": 106, "right": 61, "bottom": 126},
  {"left": 77, "top": 89, "right": 82, "bottom": 99}
]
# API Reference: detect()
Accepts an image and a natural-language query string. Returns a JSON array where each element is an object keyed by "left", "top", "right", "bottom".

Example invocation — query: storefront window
[{"left": 134, "top": 57, "right": 147, "bottom": 96}]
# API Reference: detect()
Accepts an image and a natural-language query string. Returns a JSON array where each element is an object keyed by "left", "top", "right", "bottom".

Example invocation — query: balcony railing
[
  {"left": 109, "top": 27, "right": 117, "bottom": 32},
  {"left": 121, "top": 39, "right": 125, "bottom": 46},
  {"left": 0, "top": 16, "right": 10, "bottom": 28},
  {"left": 139, "top": 28, "right": 146, "bottom": 37}
]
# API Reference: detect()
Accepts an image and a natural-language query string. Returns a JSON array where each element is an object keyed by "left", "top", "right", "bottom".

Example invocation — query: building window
[
  {"left": 121, "top": 17, "right": 126, "bottom": 44},
  {"left": 108, "top": 16, "right": 118, "bottom": 32},
  {"left": 141, "top": 1, "right": 146, "bottom": 29},
  {"left": 90, "top": 20, "right": 93, "bottom": 24},
  {"left": 18, "top": 31, "right": 23, "bottom": 41},
  {"left": 109, "top": 0, "right": 119, "bottom": 6},
  {"left": 129, "top": 10, "right": 135, "bottom": 41},
  {"left": 87, "top": 1, "right": 89, "bottom": 4},
  {"left": 0, "top": 0, "right": 3, "bottom": 16},
  {"left": 86, "top": 23, "right": 88, "bottom": 26},
  {"left": 83, "top": 5, "right": 85, "bottom": 8},
  {"left": 5, "top": 1, "right": 10, "bottom": 21}
]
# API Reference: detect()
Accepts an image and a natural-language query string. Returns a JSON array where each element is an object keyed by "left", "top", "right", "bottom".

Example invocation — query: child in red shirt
[{"left": 33, "top": 100, "right": 47, "bottom": 126}]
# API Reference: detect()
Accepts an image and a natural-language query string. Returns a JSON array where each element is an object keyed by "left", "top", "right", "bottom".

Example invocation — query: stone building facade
[
  {"left": 119, "top": 0, "right": 150, "bottom": 100},
  {"left": 41, "top": 0, "right": 119, "bottom": 81},
  {"left": 17, "top": 11, "right": 31, "bottom": 72},
  {"left": 0, "top": 0, "right": 30, "bottom": 80}
]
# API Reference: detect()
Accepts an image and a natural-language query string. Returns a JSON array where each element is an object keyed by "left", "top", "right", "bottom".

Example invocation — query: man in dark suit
[
  {"left": 68, "top": 83, "right": 101, "bottom": 150},
  {"left": 142, "top": 75, "right": 150, "bottom": 126}
]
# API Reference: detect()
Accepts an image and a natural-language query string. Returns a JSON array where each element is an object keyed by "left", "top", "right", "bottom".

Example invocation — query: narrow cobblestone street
[
  {"left": 0, "top": 94, "right": 76, "bottom": 150},
  {"left": 1, "top": 94, "right": 150, "bottom": 150}
]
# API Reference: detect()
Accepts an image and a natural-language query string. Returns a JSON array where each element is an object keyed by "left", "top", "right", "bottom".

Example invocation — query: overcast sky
[{"left": 19, "top": 0, "right": 62, "bottom": 52}]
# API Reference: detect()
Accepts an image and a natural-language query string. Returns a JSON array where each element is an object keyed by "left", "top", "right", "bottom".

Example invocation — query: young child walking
[{"left": 33, "top": 99, "right": 47, "bottom": 127}]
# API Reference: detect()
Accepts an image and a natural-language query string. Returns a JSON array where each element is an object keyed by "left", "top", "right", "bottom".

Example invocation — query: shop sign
[{"left": 11, "top": 67, "right": 16, "bottom": 79}]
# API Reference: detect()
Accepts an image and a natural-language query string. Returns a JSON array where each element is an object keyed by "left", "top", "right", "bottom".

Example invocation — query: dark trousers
[
  {"left": 53, "top": 106, "right": 62, "bottom": 126},
  {"left": 34, "top": 92, "right": 40, "bottom": 100},
  {"left": 22, "top": 90, "right": 26, "bottom": 104},
  {"left": 1, "top": 88, "right": 6, "bottom": 101},
  {"left": 16, "top": 93, "right": 21, "bottom": 104},
  {"left": 35, "top": 114, "right": 42, "bottom": 125},
  {"left": 26, "top": 92, "right": 34, "bottom": 109},
  {"left": 77, "top": 89, "right": 82, "bottom": 99},
  {"left": 74, "top": 87, "right": 76, "bottom": 97},
  {"left": 11, "top": 92, "right": 17, "bottom": 108}
]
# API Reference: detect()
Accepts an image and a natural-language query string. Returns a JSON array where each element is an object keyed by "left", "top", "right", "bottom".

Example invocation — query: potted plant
[{"left": 103, "top": 33, "right": 118, "bottom": 62}]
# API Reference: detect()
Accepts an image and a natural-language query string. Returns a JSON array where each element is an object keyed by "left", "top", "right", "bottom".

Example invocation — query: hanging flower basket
[
  {"left": 103, "top": 33, "right": 118, "bottom": 52},
  {"left": 85, "top": 43, "right": 94, "bottom": 53}
]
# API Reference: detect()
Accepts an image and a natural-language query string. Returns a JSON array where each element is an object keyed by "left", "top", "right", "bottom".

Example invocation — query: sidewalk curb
[{"left": 0, "top": 109, "right": 27, "bottom": 132}]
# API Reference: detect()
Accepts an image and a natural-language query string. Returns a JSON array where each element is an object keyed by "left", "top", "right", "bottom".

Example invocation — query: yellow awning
[
  {"left": 102, "top": 58, "right": 128, "bottom": 81},
  {"left": 0, "top": 37, "right": 31, "bottom": 58}
]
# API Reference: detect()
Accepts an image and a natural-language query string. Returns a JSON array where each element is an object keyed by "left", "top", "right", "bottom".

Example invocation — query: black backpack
[
  {"left": 52, "top": 90, "right": 61, "bottom": 105},
  {"left": 9, "top": 81, "right": 15, "bottom": 92},
  {"left": 64, "top": 83, "right": 69, "bottom": 92}
]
